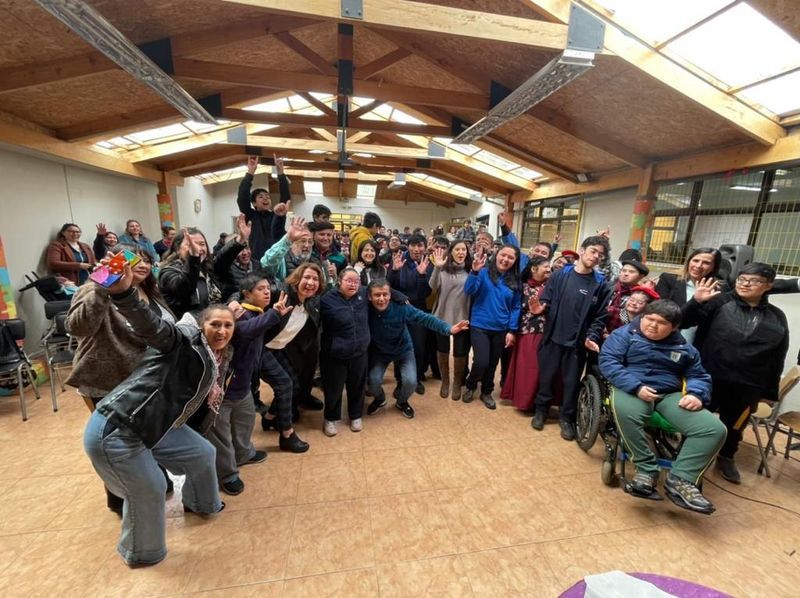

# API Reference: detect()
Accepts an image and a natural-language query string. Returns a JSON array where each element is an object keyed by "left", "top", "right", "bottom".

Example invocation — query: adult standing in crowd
[
  {"left": 683, "top": 264, "right": 790, "bottom": 484},
  {"left": 259, "top": 216, "right": 315, "bottom": 281},
  {"left": 154, "top": 226, "right": 176, "bottom": 259},
  {"left": 92, "top": 223, "right": 118, "bottom": 262},
  {"left": 429, "top": 241, "right": 471, "bottom": 400},
  {"left": 118, "top": 219, "right": 158, "bottom": 263},
  {"left": 46, "top": 223, "right": 96, "bottom": 285},
  {"left": 455, "top": 219, "right": 476, "bottom": 244},
  {"left": 237, "top": 155, "right": 290, "bottom": 262},
  {"left": 320, "top": 268, "right": 370, "bottom": 436},
  {"left": 309, "top": 220, "right": 346, "bottom": 286}
]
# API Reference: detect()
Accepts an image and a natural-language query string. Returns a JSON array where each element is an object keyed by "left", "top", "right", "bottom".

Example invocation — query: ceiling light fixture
[
  {"left": 454, "top": 5, "right": 604, "bottom": 144},
  {"left": 388, "top": 172, "right": 407, "bottom": 189},
  {"left": 34, "top": 0, "right": 217, "bottom": 124}
]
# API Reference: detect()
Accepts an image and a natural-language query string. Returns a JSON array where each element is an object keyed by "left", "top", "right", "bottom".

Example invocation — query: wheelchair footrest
[{"left": 623, "top": 481, "right": 663, "bottom": 501}]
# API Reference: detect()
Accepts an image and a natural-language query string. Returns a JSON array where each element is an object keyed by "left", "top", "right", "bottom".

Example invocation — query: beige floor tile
[
  {"left": 222, "top": 460, "right": 301, "bottom": 511},
  {"left": 417, "top": 443, "right": 493, "bottom": 490},
  {"left": 296, "top": 451, "right": 366, "bottom": 504},
  {"left": 0, "top": 474, "right": 93, "bottom": 535},
  {"left": 283, "top": 568, "right": 379, "bottom": 597},
  {"left": 185, "top": 580, "right": 284, "bottom": 597},
  {"left": 181, "top": 507, "right": 296, "bottom": 592},
  {"left": 376, "top": 555, "right": 474, "bottom": 597},
  {"left": 363, "top": 447, "right": 434, "bottom": 496},
  {"left": 369, "top": 491, "right": 457, "bottom": 563},
  {"left": 460, "top": 544, "right": 562, "bottom": 597},
  {"left": 285, "top": 499, "right": 375, "bottom": 578}
]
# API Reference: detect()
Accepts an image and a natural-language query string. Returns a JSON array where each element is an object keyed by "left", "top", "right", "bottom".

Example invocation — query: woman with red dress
[{"left": 501, "top": 255, "right": 551, "bottom": 411}]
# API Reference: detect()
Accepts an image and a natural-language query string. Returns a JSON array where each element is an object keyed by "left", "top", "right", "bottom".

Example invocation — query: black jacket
[
  {"left": 263, "top": 284, "right": 321, "bottom": 354},
  {"left": 96, "top": 289, "right": 232, "bottom": 448},
  {"left": 158, "top": 254, "right": 226, "bottom": 319},
  {"left": 657, "top": 272, "right": 798, "bottom": 307},
  {"left": 682, "top": 291, "right": 789, "bottom": 400},
  {"left": 320, "top": 287, "right": 370, "bottom": 360},
  {"left": 539, "top": 265, "right": 611, "bottom": 346},
  {"left": 237, "top": 172, "right": 290, "bottom": 262}
]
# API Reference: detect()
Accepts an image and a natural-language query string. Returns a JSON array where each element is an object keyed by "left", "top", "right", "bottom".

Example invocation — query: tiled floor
[{"left": 2, "top": 379, "right": 800, "bottom": 597}]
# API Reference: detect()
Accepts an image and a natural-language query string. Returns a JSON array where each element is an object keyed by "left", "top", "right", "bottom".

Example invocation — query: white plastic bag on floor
[{"left": 584, "top": 571, "right": 677, "bottom": 598}]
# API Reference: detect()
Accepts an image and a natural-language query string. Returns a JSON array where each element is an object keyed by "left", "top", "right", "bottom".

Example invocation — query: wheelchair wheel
[
  {"left": 576, "top": 375, "right": 602, "bottom": 452},
  {"left": 601, "top": 459, "right": 618, "bottom": 486}
]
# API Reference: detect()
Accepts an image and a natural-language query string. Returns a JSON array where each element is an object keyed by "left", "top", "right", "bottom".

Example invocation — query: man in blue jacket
[
  {"left": 600, "top": 300, "right": 726, "bottom": 514},
  {"left": 366, "top": 280, "right": 469, "bottom": 419},
  {"left": 531, "top": 235, "right": 612, "bottom": 440}
]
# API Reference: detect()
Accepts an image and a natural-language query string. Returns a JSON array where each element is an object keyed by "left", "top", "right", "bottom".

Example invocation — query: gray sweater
[{"left": 430, "top": 266, "right": 470, "bottom": 326}]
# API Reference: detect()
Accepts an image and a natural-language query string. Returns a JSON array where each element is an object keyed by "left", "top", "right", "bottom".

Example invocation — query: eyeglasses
[
  {"left": 66, "top": 229, "right": 81, "bottom": 234},
  {"left": 735, "top": 276, "right": 768, "bottom": 287}
]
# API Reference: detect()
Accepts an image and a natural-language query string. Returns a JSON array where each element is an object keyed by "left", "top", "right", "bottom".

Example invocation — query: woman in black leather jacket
[{"left": 83, "top": 264, "right": 234, "bottom": 567}]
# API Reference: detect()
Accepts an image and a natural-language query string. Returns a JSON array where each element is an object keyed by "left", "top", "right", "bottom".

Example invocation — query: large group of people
[{"left": 50, "top": 156, "right": 796, "bottom": 566}]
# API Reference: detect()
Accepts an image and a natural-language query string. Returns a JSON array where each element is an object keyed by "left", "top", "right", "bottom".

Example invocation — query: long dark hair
[
  {"left": 110, "top": 243, "right": 164, "bottom": 303},
  {"left": 681, "top": 247, "right": 722, "bottom": 281},
  {"left": 57, "top": 222, "right": 81, "bottom": 242},
  {"left": 355, "top": 239, "right": 385, "bottom": 283},
  {"left": 487, "top": 243, "right": 521, "bottom": 291},
  {"left": 443, "top": 239, "right": 471, "bottom": 274},
  {"left": 520, "top": 255, "right": 549, "bottom": 283},
  {"left": 161, "top": 227, "right": 214, "bottom": 275}
]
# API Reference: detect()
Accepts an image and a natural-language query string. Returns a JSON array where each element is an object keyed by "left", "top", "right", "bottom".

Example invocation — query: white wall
[
  {"left": 173, "top": 175, "right": 216, "bottom": 235},
  {"left": 578, "top": 187, "right": 637, "bottom": 259},
  {"left": 0, "top": 148, "right": 159, "bottom": 348}
]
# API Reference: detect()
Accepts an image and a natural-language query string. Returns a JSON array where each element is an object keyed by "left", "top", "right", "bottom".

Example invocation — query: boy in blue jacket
[
  {"left": 599, "top": 300, "right": 726, "bottom": 514},
  {"left": 366, "top": 280, "right": 469, "bottom": 419},
  {"left": 207, "top": 274, "right": 293, "bottom": 496}
]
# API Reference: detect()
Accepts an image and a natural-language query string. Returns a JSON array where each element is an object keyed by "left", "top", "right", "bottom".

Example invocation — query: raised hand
[
  {"left": 353, "top": 261, "right": 365, "bottom": 274},
  {"left": 236, "top": 213, "right": 251, "bottom": 241},
  {"left": 273, "top": 199, "right": 291, "bottom": 217},
  {"left": 584, "top": 338, "right": 600, "bottom": 353},
  {"left": 450, "top": 320, "right": 470, "bottom": 335},
  {"left": 498, "top": 211, "right": 508, "bottom": 228},
  {"left": 273, "top": 291, "right": 293, "bottom": 316},
  {"left": 273, "top": 153, "right": 285, "bottom": 175},
  {"left": 693, "top": 277, "right": 721, "bottom": 303},
  {"left": 472, "top": 251, "right": 487, "bottom": 272},
  {"left": 416, "top": 257, "right": 429, "bottom": 275},
  {"left": 597, "top": 226, "right": 611, "bottom": 238},
  {"left": 431, "top": 246, "right": 447, "bottom": 269},
  {"left": 286, "top": 215, "right": 307, "bottom": 242},
  {"left": 392, "top": 252, "right": 406, "bottom": 271},
  {"left": 181, "top": 228, "right": 203, "bottom": 258},
  {"left": 106, "top": 262, "right": 134, "bottom": 295},
  {"left": 246, "top": 155, "right": 259, "bottom": 175},
  {"left": 96, "top": 222, "right": 108, "bottom": 236},
  {"left": 554, "top": 232, "right": 562, "bottom": 243}
]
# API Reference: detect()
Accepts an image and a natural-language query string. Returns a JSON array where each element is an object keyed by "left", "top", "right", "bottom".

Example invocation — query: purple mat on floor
[{"left": 560, "top": 572, "right": 733, "bottom": 597}]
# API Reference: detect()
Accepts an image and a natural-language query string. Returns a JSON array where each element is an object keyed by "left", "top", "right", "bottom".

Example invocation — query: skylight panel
[
  {"left": 245, "top": 98, "right": 291, "bottom": 112},
  {"left": 737, "top": 70, "right": 800, "bottom": 116},
  {"left": 408, "top": 173, "right": 429, "bottom": 181},
  {"left": 106, "top": 136, "right": 140, "bottom": 150},
  {"left": 434, "top": 137, "right": 481, "bottom": 156},
  {"left": 352, "top": 96, "right": 375, "bottom": 105},
  {"left": 474, "top": 151, "right": 520, "bottom": 171},
  {"left": 592, "top": 0, "right": 732, "bottom": 45},
  {"left": 665, "top": 2, "right": 800, "bottom": 88},
  {"left": 126, "top": 123, "right": 190, "bottom": 144},
  {"left": 390, "top": 109, "right": 425, "bottom": 125},
  {"left": 512, "top": 166, "right": 543, "bottom": 180},
  {"left": 356, "top": 183, "right": 377, "bottom": 199},
  {"left": 450, "top": 184, "right": 477, "bottom": 195},
  {"left": 295, "top": 105, "right": 325, "bottom": 116},
  {"left": 303, "top": 180, "right": 324, "bottom": 196},
  {"left": 424, "top": 175, "right": 456, "bottom": 188},
  {"left": 95, "top": 141, "right": 115, "bottom": 149},
  {"left": 364, "top": 103, "right": 393, "bottom": 121},
  {"left": 183, "top": 120, "right": 222, "bottom": 134}
]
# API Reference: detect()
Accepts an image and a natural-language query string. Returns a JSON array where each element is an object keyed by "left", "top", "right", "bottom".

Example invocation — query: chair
[
  {"left": 751, "top": 365, "right": 800, "bottom": 477},
  {"left": 0, "top": 319, "right": 41, "bottom": 421},
  {"left": 45, "top": 313, "right": 74, "bottom": 409}
]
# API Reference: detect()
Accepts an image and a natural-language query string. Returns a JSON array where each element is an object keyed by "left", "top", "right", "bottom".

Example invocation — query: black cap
[{"left": 621, "top": 259, "right": 649, "bottom": 276}]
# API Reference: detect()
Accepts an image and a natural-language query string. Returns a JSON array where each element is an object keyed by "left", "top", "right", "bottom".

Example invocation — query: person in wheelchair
[{"left": 599, "top": 300, "right": 727, "bottom": 514}]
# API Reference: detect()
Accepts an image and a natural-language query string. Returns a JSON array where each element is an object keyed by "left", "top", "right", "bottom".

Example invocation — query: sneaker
[
  {"left": 715, "top": 456, "right": 741, "bottom": 485},
  {"left": 461, "top": 388, "right": 475, "bottom": 403},
  {"left": 396, "top": 402, "right": 415, "bottom": 419},
  {"left": 531, "top": 411, "right": 545, "bottom": 431},
  {"left": 261, "top": 416, "right": 279, "bottom": 432},
  {"left": 323, "top": 419, "right": 338, "bottom": 437},
  {"left": 630, "top": 471, "right": 659, "bottom": 495},
  {"left": 243, "top": 450, "right": 267, "bottom": 465},
  {"left": 664, "top": 473, "right": 715, "bottom": 514},
  {"left": 221, "top": 478, "right": 244, "bottom": 496},
  {"left": 559, "top": 419, "right": 576, "bottom": 441},
  {"left": 415, "top": 382, "right": 425, "bottom": 395},
  {"left": 367, "top": 397, "right": 387, "bottom": 416},
  {"left": 480, "top": 393, "right": 496, "bottom": 410},
  {"left": 350, "top": 418, "right": 363, "bottom": 432},
  {"left": 279, "top": 432, "right": 310, "bottom": 453}
]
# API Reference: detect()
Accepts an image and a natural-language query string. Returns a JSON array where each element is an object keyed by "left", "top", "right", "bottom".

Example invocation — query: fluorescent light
[
  {"left": 308, "top": 149, "right": 327, "bottom": 154},
  {"left": 729, "top": 185, "right": 760, "bottom": 191},
  {"left": 353, "top": 152, "right": 375, "bottom": 158},
  {"left": 34, "top": 0, "right": 216, "bottom": 124}
]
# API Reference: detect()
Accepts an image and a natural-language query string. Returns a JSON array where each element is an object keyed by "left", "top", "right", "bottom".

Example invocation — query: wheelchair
[{"left": 575, "top": 368, "right": 683, "bottom": 500}]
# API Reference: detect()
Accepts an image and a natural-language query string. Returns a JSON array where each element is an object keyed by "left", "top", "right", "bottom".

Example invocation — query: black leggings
[
  {"left": 436, "top": 330, "right": 471, "bottom": 357},
  {"left": 466, "top": 328, "right": 505, "bottom": 393}
]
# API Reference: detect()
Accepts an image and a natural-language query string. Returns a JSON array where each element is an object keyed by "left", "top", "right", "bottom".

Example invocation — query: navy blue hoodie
[{"left": 225, "top": 306, "right": 282, "bottom": 401}]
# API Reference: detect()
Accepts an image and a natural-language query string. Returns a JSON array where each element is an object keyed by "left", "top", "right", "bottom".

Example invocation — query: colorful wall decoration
[
  {"left": 157, "top": 193, "right": 175, "bottom": 229},
  {"left": 0, "top": 235, "right": 17, "bottom": 320}
]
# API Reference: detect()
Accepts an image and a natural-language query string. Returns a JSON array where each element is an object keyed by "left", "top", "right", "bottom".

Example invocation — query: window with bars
[
  {"left": 520, "top": 198, "right": 582, "bottom": 250},
  {"left": 646, "top": 166, "right": 800, "bottom": 275}
]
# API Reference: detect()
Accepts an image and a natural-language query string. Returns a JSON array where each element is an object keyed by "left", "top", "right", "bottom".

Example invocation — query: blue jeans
[
  {"left": 83, "top": 410, "right": 222, "bottom": 566},
  {"left": 368, "top": 351, "right": 417, "bottom": 404}
]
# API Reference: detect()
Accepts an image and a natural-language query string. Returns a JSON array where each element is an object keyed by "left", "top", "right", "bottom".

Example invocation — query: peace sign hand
[
  {"left": 472, "top": 252, "right": 487, "bottom": 272},
  {"left": 272, "top": 291, "right": 293, "bottom": 316}
]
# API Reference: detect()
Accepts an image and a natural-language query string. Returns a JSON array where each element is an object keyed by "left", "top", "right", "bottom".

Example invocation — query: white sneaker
[
  {"left": 350, "top": 418, "right": 363, "bottom": 432},
  {"left": 323, "top": 420, "right": 338, "bottom": 437}
]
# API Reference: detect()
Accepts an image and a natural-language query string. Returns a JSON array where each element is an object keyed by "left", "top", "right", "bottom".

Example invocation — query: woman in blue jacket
[
  {"left": 462, "top": 244, "right": 521, "bottom": 409},
  {"left": 599, "top": 300, "right": 726, "bottom": 514},
  {"left": 320, "top": 268, "right": 371, "bottom": 436}
]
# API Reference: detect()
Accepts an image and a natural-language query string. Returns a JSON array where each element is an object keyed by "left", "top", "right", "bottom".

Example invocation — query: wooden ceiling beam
[
  {"left": 233, "top": 135, "right": 436, "bottom": 159},
  {"left": 356, "top": 48, "right": 412, "bottom": 80},
  {"left": 156, "top": 145, "right": 246, "bottom": 171},
  {"left": 123, "top": 124, "right": 278, "bottom": 162},
  {"left": 220, "top": 0, "right": 578, "bottom": 52},
  {"left": 172, "top": 58, "right": 490, "bottom": 110},
  {"left": 274, "top": 31, "right": 337, "bottom": 76},
  {"left": 350, "top": 100, "right": 383, "bottom": 119},
  {"left": 0, "top": 15, "right": 314, "bottom": 95},
  {"left": 528, "top": 0, "right": 785, "bottom": 145}
]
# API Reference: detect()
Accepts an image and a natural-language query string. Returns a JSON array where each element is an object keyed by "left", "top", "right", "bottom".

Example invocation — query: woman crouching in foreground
[{"left": 83, "top": 261, "right": 233, "bottom": 567}]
